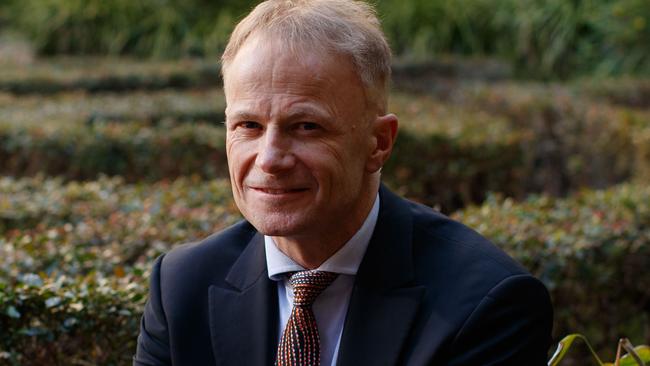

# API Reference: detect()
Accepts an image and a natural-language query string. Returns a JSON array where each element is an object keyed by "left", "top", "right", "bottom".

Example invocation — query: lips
[{"left": 249, "top": 187, "right": 309, "bottom": 195}]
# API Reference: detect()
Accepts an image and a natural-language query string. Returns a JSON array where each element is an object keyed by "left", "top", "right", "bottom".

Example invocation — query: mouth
[{"left": 249, "top": 187, "right": 310, "bottom": 195}]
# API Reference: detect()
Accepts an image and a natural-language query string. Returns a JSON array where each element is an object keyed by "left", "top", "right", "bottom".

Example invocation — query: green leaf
[
  {"left": 619, "top": 345, "right": 650, "bottom": 366},
  {"left": 6, "top": 305, "right": 20, "bottom": 319},
  {"left": 548, "top": 333, "right": 604, "bottom": 366}
]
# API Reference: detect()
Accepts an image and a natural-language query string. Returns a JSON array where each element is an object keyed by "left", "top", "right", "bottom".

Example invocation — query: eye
[
  {"left": 296, "top": 122, "right": 321, "bottom": 131},
  {"left": 240, "top": 121, "right": 262, "bottom": 129}
]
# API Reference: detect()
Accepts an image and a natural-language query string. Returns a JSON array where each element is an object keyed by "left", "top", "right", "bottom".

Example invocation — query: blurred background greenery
[
  {"left": 1, "top": 0, "right": 650, "bottom": 78},
  {"left": 0, "top": 0, "right": 649, "bottom": 365}
]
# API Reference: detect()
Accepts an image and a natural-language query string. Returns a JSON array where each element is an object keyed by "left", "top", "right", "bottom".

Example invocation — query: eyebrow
[
  {"left": 226, "top": 106, "right": 330, "bottom": 123},
  {"left": 226, "top": 111, "right": 259, "bottom": 122}
]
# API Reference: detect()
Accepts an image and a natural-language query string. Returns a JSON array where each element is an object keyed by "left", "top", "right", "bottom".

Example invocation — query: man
[{"left": 134, "top": 0, "right": 553, "bottom": 365}]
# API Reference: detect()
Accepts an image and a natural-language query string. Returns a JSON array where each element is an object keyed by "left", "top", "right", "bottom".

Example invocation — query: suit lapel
[
  {"left": 337, "top": 185, "right": 425, "bottom": 366},
  {"left": 208, "top": 233, "right": 279, "bottom": 366}
]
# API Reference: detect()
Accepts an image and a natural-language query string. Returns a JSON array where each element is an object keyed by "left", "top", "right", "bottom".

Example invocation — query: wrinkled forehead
[
  {"left": 224, "top": 32, "right": 358, "bottom": 85},
  {"left": 224, "top": 34, "right": 364, "bottom": 98}
]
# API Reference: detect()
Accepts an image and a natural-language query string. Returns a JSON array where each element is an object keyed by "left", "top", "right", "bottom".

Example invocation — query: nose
[{"left": 256, "top": 127, "right": 296, "bottom": 174}]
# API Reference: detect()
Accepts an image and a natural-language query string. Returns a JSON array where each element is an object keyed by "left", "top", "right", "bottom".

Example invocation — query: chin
[{"left": 244, "top": 211, "right": 311, "bottom": 237}]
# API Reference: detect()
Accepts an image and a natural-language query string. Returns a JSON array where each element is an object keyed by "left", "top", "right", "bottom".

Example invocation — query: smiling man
[{"left": 134, "top": 1, "right": 553, "bottom": 365}]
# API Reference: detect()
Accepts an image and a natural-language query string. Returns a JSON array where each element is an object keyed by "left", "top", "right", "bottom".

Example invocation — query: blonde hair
[{"left": 221, "top": 0, "right": 392, "bottom": 112}]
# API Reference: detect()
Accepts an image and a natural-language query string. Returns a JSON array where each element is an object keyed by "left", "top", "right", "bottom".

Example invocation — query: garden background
[{"left": 0, "top": 0, "right": 649, "bottom": 364}]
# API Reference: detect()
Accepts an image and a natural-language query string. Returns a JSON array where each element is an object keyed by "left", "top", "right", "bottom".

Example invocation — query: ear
[{"left": 365, "top": 113, "right": 398, "bottom": 173}]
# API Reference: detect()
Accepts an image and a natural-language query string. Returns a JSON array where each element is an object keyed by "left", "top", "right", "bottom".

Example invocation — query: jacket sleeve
[
  {"left": 133, "top": 255, "right": 172, "bottom": 366},
  {"left": 444, "top": 274, "right": 554, "bottom": 366}
]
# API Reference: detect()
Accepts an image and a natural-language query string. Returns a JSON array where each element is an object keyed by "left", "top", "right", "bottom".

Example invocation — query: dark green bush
[
  {"left": 0, "top": 121, "right": 229, "bottom": 181},
  {"left": 0, "top": 176, "right": 240, "bottom": 279},
  {"left": 3, "top": 88, "right": 649, "bottom": 211},
  {"left": 454, "top": 184, "right": 650, "bottom": 360},
  {"left": 0, "top": 176, "right": 238, "bottom": 365},
  {"left": 1, "top": 178, "right": 648, "bottom": 364},
  {"left": 0, "top": 274, "right": 147, "bottom": 366},
  {"left": 3, "top": 0, "right": 650, "bottom": 78},
  {"left": 574, "top": 78, "right": 650, "bottom": 109},
  {"left": 0, "top": 88, "right": 226, "bottom": 129},
  {"left": 0, "top": 58, "right": 221, "bottom": 94},
  {"left": 0, "top": 114, "right": 528, "bottom": 211},
  {"left": 436, "top": 83, "right": 650, "bottom": 195}
]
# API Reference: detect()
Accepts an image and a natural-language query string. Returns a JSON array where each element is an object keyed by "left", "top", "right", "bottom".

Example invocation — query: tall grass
[{"left": 1, "top": 0, "right": 649, "bottom": 79}]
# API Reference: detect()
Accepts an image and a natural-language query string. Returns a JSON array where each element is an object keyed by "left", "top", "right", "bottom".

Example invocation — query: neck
[{"left": 273, "top": 181, "right": 379, "bottom": 269}]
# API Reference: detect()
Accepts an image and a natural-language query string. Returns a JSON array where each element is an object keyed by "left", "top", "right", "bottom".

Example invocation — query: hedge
[
  {"left": 574, "top": 78, "right": 650, "bottom": 109},
  {"left": 0, "top": 56, "right": 513, "bottom": 95},
  {"left": 0, "top": 176, "right": 240, "bottom": 365},
  {"left": 1, "top": 178, "right": 648, "bottom": 364},
  {"left": 0, "top": 105, "right": 528, "bottom": 212},
  {"left": 436, "top": 83, "right": 650, "bottom": 195},
  {"left": 0, "top": 58, "right": 220, "bottom": 94},
  {"left": 3, "top": 0, "right": 650, "bottom": 78},
  {"left": 454, "top": 183, "right": 650, "bottom": 360},
  {"left": 3, "top": 92, "right": 649, "bottom": 210},
  {"left": 1, "top": 86, "right": 648, "bottom": 210},
  {"left": 0, "top": 176, "right": 240, "bottom": 280},
  {"left": 0, "top": 122, "right": 230, "bottom": 182},
  {"left": 0, "top": 88, "right": 226, "bottom": 127},
  {"left": 0, "top": 274, "right": 147, "bottom": 366}
]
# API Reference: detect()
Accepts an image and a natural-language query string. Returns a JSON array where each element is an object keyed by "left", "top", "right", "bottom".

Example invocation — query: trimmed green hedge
[
  {"left": 0, "top": 275, "right": 146, "bottom": 366},
  {"left": 3, "top": 0, "right": 650, "bottom": 78},
  {"left": 0, "top": 88, "right": 226, "bottom": 127},
  {"left": 1, "top": 178, "right": 648, "bottom": 364},
  {"left": 0, "top": 176, "right": 239, "bottom": 365},
  {"left": 439, "top": 83, "right": 649, "bottom": 195},
  {"left": 0, "top": 122, "right": 229, "bottom": 181},
  {"left": 0, "top": 176, "right": 239, "bottom": 279},
  {"left": 0, "top": 58, "right": 220, "bottom": 94},
  {"left": 0, "top": 105, "right": 529, "bottom": 211},
  {"left": 454, "top": 184, "right": 650, "bottom": 360}
]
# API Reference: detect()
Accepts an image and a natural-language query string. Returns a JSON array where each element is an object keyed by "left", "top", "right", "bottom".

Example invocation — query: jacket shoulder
[
  {"left": 407, "top": 199, "right": 528, "bottom": 280},
  {"left": 159, "top": 220, "right": 257, "bottom": 288}
]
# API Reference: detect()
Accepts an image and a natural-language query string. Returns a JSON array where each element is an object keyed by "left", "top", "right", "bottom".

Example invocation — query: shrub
[
  {"left": 0, "top": 273, "right": 147, "bottom": 366},
  {"left": 0, "top": 88, "right": 226, "bottom": 127},
  {"left": 0, "top": 176, "right": 240, "bottom": 365},
  {"left": 0, "top": 176, "right": 240, "bottom": 279},
  {"left": 4, "top": 0, "right": 650, "bottom": 78},
  {"left": 0, "top": 57, "right": 221, "bottom": 94},
  {"left": 439, "top": 83, "right": 649, "bottom": 195},
  {"left": 1, "top": 178, "right": 648, "bottom": 363},
  {"left": 454, "top": 184, "right": 650, "bottom": 359},
  {"left": 0, "top": 121, "right": 229, "bottom": 181}
]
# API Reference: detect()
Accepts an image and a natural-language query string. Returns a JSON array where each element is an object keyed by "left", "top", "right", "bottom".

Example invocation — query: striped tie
[{"left": 276, "top": 270, "right": 338, "bottom": 366}]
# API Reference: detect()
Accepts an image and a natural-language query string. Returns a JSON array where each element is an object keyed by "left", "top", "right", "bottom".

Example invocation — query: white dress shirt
[{"left": 264, "top": 194, "right": 380, "bottom": 366}]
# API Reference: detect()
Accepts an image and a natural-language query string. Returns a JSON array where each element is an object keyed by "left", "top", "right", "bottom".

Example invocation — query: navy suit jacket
[{"left": 134, "top": 186, "right": 553, "bottom": 365}]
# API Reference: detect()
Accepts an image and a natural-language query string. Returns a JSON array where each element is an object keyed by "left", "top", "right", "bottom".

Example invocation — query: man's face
[{"left": 223, "top": 35, "right": 378, "bottom": 239}]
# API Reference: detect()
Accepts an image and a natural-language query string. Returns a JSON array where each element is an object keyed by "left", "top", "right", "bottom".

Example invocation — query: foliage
[
  {"left": 0, "top": 121, "right": 229, "bottom": 182},
  {"left": 0, "top": 274, "right": 146, "bottom": 366},
  {"left": 0, "top": 111, "right": 529, "bottom": 212},
  {"left": 2, "top": 82, "right": 649, "bottom": 211},
  {"left": 1, "top": 178, "right": 648, "bottom": 363},
  {"left": 0, "top": 176, "right": 240, "bottom": 280},
  {"left": 548, "top": 334, "right": 650, "bottom": 366},
  {"left": 454, "top": 184, "right": 650, "bottom": 360},
  {"left": 0, "top": 57, "right": 220, "bottom": 94},
  {"left": 455, "top": 83, "right": 648, "bottom": 195},
  {"left": 2, "top": 0, "right": 649, "bottom": 78},
  {"left": 0, "top": 88, "right": 226, "bottom": 127}
]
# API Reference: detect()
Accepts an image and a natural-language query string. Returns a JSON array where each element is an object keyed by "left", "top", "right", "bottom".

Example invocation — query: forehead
[{"left": 223, "top": 35, "right": 364, "bottom": 103}]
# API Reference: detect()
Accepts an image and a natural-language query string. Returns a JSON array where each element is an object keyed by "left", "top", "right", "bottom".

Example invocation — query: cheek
[{"left": 226, "top": 138, "right": 256, "bottom": 183}]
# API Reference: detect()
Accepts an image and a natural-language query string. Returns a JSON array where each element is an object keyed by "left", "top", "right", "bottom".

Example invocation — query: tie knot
[{"left": 289, "top": 270, "right": 338, "bottom": 307}]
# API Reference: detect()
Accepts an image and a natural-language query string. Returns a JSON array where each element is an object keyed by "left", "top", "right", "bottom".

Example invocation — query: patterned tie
[{"left": 276, "top": 270, "right": 338, "bottom": 366}]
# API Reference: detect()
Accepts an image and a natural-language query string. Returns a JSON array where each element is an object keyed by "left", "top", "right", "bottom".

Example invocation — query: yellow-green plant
[{"left": 549, "top": 334, "right": 650, "bottom": 366}]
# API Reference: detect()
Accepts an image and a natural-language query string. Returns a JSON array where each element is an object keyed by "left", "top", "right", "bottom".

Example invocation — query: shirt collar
[{"left": 265, "top": 193, "right": 380, "bottom": 281}]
